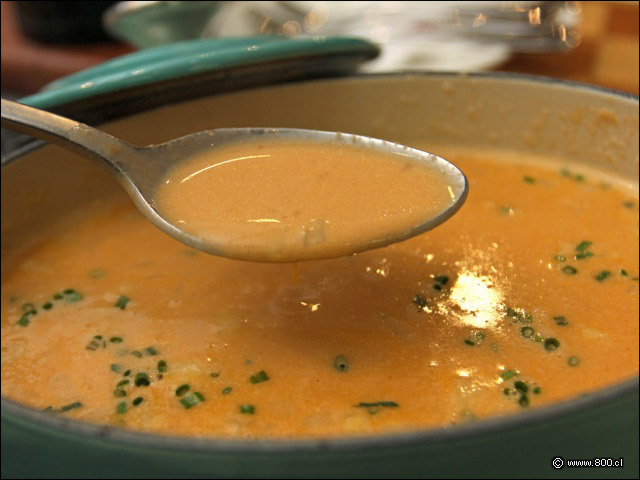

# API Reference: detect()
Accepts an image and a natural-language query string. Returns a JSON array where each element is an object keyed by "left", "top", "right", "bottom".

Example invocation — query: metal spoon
[{"left": 1, "top": 98, "right": 467, "bottom": 262}]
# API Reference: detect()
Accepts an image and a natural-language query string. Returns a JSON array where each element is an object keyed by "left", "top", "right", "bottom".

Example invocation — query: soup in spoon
[{"left": 154, "top": 139, "right": 464, "bottom": 262}]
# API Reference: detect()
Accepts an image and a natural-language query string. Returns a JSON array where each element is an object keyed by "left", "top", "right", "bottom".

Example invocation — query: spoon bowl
[{"left": 1, "top": 98, "right": 467, "bottom": 262}]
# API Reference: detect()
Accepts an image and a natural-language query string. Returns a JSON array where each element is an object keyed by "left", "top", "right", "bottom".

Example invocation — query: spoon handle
[{"left": 1, "top": 98, "right": 136, "bottom": 177}]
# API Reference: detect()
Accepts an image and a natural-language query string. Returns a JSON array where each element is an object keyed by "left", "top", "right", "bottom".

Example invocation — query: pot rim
[{"left": 2, "top": 70, "right": 638, "bottom": 454}]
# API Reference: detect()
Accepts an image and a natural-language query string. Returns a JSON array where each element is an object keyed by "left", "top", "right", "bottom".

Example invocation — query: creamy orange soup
[
  {"left": 1, "top": 148, "right": 638, "bottom": 438},
  {"left": 154, "top": 140, "right": 458, "bottom": 262}
]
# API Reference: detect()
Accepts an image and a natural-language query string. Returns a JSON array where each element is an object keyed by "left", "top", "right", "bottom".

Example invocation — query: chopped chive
[
  {"left": 574, "top": 174, "right": 585, "bottom": 182},
  {"left": 249, "top": 370, "right": 269, "bottom": 384},
  {"left": 94, "top": 335, "right": 103, "bottom": 340},
  {"left": 53, "top": 292, "right": 64, "bottom": 300},
  {"left": 222, "top": 387, "right": 232, "bottom": 395},
  {"left": 575, "top": 251, "right": 593, "bottom": 260},
  {"left": 575, "top": 241, "right": 592, "bottom": 252},
  {"left": 239, "top": 404, "right": 255, "bottom": 414},
  {"left": 131, "top": 351, "right": 142, "bottom": 358},
  {"left": 355, "top": 402, "right": 399, "bottom": 408},
  {"left": 123, "top": 369, "right": 131, "bottom": 377},
  {"left": 464, "top": 339, "right": 476, "bottom": 346},
  {"left": 413, "top": 294, "right": 428, "bottom": 309},
  {"left": 433, "top": 284, "right": 442, "bottom": 291},
  {"left": 17, "top": 316, "right": 30, "bottom": 327},
  {"left": 523, "top": 175, "right": 536, "bottom": 184},
  {"left": 116, "top": 379, "right": 130, "bottom": 387},
  {"left": 180, "top": 392, "right": 204, "bottom": 409},
  {"left": 514, "top": 381, "right": 528, "bottom": 394},
  {"left": 132, "top": 397, "right": 144, "bottom": 406},
  {"left": 21, "top": 302, "right": 36, "bottom": 313},
  {"left": 533, "top": 386, "right": 542, "bottom": 394},
  {"left": 501, "top": 370, "right": 518, "bottom": 380},
  {"left": 143, "top": 346, "right": 158, "bottom": 356},
  {"left": 157, "top": 360, "right": 168, "bottom": 373},
  {"left": 434, "top": 275, "right": 449, "bottom": 285},
  {"left": 113, "top": 389, "right": 127, "bottom": 398},
  {"left": 116, "top": 402, "right": 127, "bottom": 414},
  {"left": 210, "top": 372, "right": 220, "bottom": 378},
  {"left": 175, "top": 384, "right": 190, "bottom": 396},
  {"left": 568, "top": 356, "right": 580, "bottom": 366},
  {"left": 58, "top": 401, "right": 83, "bottom": 413},
  {"left": 595, "top": 271, "right": 611, "bottom": 282},
  {"left": 521, "top": 326, "right": 535, "bottom": 339},
  {"left": 42, "top": 302, "right": 53, "bottom": 310},
  {"left": 64, "top": 291, "right": 84, "bottom": 302},
  {"left": 554, "top": 255, "right": 566, "bottom": 262},
  {"left": 503, "top": 388, "right": 511, "bottom": 395},
  {"left": 620, "top": 269, "right": 628, "bottom": 276},
  {"left": 85, "top": 337, "right": 102, "bottom": 351},
  {"left": 544, "top": 338, "right": 560, "bottom": 351},
  {"left": 518, "top": 395, "right": 530, "bottom": 407},
  {"left": 622, "top": 200, "right": 635, "bottom": 209},
  {"left": 111, "top": 364, "right": 123, "bottom": 373},
  {"left": 115, "top": 295, "right": 130, "bottom": 310},
  {"left": 43, "top": 406, "right": 54, "bottom": 412},
  {"left": 534, "top": 334, "right": 544, "bottom": 343},
  {"left": 553, "top": 316, "right": 568, "bottom": 326},
  {"left": 562, "top": 265, "right": 577, "bottom": 275},
  {"left": 109, "top": 337, "right": 123, "bottom": 344},
  {"left": 134, "top": 373, "right": 150, "bottom": 387}
]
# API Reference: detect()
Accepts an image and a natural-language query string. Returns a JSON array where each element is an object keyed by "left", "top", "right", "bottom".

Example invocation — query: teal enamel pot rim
[{"left": 1, "top": 72, "right": 638, "bottom": 478}]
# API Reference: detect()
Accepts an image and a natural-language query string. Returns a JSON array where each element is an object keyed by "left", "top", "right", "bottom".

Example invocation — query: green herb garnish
[
  {"left": 180, "top": 392, "right": 204, "bottom": 409},
  {"left": 58, "top": 401, "right": 83, "bottom": 413},
  {"left": 64, "top": 290, "right": 84, "bottom": 302},
  {"left": 210, "top": 372, "right": 220, "bottom": 378},
  {"left": 355, "top": 401, "right": 399, "bottom": 408},
  {"left": 514, "top": 381, "right": 528, "bottom": 394},
  {"left": 134, "top": 373, "right": 150, "bottom": 387},
  {"left": 575, "top": 241, "right": 592, "bottom": 252},
  {"left": 521, "top": 326, "right": 535, "bottom": 338},
  {"left": 143, "top": 346, "right": 158, "bottom": 356},
  {"left": 249, "top": 370, "right": 269, "bottom": 384},
  {"left": 17, "top": 316, "right": 30, "bottom": 327},
  {"left": 562, "top": 265, "right": 578, "bottom": 275},
  {"left": 116, "top": 402, "right": 127, "bottom": 414},
  {"left": 42, "top": 302, "right": 53, "bottom": 310},
  {"left": 544, "top": 338, "right": 560, "bottom": 351},
  {"left": 523, "top": 175, "right": 536, "bottom": 184},
  {"left": 157, "top": 360, "right": 168, "bottom": 373},
  {"left": 533, "top": 386, "right": 542, "bottom": 394},
  {"left": 239, "top": 404, "right": 255, "bottom": 415},
  {"left": 464, "top": 339, "right": 476, "bottom": 346},
  {"left": 413, "top": 294, "right": 428, "bottom": 310},
  {"left": 595, "top": 271, "right": 611, "bottom": 282},
  {"left": 115, "top": 295, "right": 130, "bottom": 310},
  {"left": 553, "top": 316, "right": 568, "bottom": 326},
  {"left": 111, "top": 364, "right": 123, "bottom": 373},
  {"left": 53, "top": 292, "right": 64, "bottom": 300},
  {"left": 109, "top": 337, "right": 123, "bottom": 344},
  {"left": 554, "top": 255, "right": 566, "bottom": 262},
  {"left": 175, "top": 384, "right": 190, "bottom": 396},
  {"left": 501, "top": 370, "right": 518, "bottom": 380},
  {"left": 117, "top": 379, "right": 130, "bottom": 387},
  {"left": 113, "top": 389, "right": 127, "bottom": 398},
  {"left": 620, "top": 269, "right": 629, "bottom": 276},
  {"left": 575, "top": 252, "right": 593, "bottom": 260},
  {"left": 222, "top": 387, "right": 232, "bottom": 395},
  {"left": 132, "top": 397, "right": 144, "bottom": 406},
  {"left": 518, "top": 395, "right": 530, "bottom": 407}
]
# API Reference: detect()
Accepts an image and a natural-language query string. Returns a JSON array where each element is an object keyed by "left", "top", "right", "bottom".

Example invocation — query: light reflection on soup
[{"left": 1, "top": 148, "right": 638, "bottom": 438}]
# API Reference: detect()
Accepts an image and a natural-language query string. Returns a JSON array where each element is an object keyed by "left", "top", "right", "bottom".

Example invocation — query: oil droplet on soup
[
  {"left": 153, "top": 140, "right": 456, "bottom": 262},
  {"left": 1, "top": 148, "right": 638, "bottom": 438}
]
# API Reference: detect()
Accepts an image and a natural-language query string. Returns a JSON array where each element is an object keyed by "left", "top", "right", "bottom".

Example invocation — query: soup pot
[{"left": 1, "top": 38, "right": 638, "bottom": 479}]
